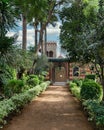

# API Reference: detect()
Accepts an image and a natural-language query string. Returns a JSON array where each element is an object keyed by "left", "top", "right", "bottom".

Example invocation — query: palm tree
[
  {"left": 27, "top": 0, "right": 66, "bottom": 55},
  {"left": 0, "top": 0, "right": 20, "bottom": 37},
  {"left": 14, "top": 0, "right": 48, "bottom": 50},
  {"left": 22, "top": 14, "right": 27, "bottom": 50}
]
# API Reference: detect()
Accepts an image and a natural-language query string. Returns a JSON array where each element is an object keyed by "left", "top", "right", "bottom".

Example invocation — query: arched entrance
[
  {"left": 48, "top": 58, "right": 70, "bottom": 83},
  {"left": 55, "top": 66, "right": 66, "bottom": 82}
]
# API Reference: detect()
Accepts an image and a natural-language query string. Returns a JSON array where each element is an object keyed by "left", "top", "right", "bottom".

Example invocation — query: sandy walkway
[{"left": 2, "top": 85, "right": 94, "bottom": 130}]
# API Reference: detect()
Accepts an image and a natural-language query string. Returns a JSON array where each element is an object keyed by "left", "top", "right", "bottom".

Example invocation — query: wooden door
[{"left": 55, "top": 67, "right": 66, "bottom": 82}]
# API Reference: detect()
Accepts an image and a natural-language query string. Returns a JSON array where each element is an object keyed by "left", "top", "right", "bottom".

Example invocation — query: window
[
  {"left": 49, "top": 51, "right": 53, "bottom": 57},
  {"left": 73, "top": 66, "right": 79, "bottom": 76}
]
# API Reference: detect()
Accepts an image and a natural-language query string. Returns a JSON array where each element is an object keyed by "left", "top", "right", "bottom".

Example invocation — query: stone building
[
  {"left": 45, "top": 42, "right": 57, "bottom": 58},
  {"left": 43, "top": 42, "right": 92, "bottom": 83},
  {"left": 39, "top": 42, "right": 57, "bottom": 58}
]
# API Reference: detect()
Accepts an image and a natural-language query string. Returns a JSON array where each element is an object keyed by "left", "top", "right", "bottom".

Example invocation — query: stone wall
[{"left": 69, "top": 63, "right": 91, "bottom": 80}]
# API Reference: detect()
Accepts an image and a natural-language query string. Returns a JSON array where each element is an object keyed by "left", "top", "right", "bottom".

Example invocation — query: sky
[{"left": 7, "top": 21, "right": 62, "bottom": 57}]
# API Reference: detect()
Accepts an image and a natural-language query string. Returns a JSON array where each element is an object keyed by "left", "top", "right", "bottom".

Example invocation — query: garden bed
[
  {"left": 68, "top": 79, "right": 104, "bottom": 130},
  {"left": 0, "top": 81, "right": 50, "bottom": 128}
]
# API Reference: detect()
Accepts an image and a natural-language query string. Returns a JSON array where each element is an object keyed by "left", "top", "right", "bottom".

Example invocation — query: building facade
[{"left": 44, "top": 42, "right": 92, "bottom": 83}]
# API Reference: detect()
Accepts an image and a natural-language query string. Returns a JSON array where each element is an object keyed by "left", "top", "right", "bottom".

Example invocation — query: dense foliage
[
  {"left": 4, "top": 79, "right": 24, "bottom": 97},
  {"left": 82, "top": 100, "right": 104, "bottom": 129},
  {"left": 80, "top": 80, "right": 103, "bottom": 101},
  {"left": 69, "top": 82, "right": 81, "bottom": 99},
  {"left": 69, "top": 78, "right": 104, "bottom": 129},
  {"left": 69, "top": 79, "right": 82, "bottom": 99},
  {"left": 0, "top": 0, "right": 20, "bottom": 37},
  {"left": 60, "top": 0, "right": 104, "bottom": 98},
  {"left": 85, "top": 74, "right": 96, "bottom": 80},
  {"left": 26, "top": 75, "right": 40, "bottom": 87}
]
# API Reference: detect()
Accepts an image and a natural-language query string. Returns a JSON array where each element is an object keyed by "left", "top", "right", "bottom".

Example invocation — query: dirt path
[{"left": 2, "top": 85, "right": 94, "bottom": 130}]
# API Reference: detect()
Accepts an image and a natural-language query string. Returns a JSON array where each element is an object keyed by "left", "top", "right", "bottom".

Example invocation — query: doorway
[{"left": 55, "top": 66, "right": 66, "bottom": 82}]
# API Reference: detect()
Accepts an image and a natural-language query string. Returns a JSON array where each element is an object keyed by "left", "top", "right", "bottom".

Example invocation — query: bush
[
  {"left": 80, "top": 80, "right": 103, "bottom": 101},
  {"left": 72, "top": 79, "right": 83, "bottom": 87},
  {"left": 0, "top": 67, "right": 16, "bottom": 92},
  {"left": 40, "top": 82, "right": 49, "bottom": 91},
  {"left": 26, "top": 75, "right": 39, "bottom": 87},
  {"left": 82, "top": 100, "right": 104, "bottom": 129},
  {"left": 71, "top": 86, "right": 81, "bottom": 99},
  {"left": 70, "top": 82, "right": 77, "bottom": 88},
  {"left": 4, "top": 79, "right": 24, "bottom": 97},
  {"left": 38, "top": 75, "right": 44, "bottom": 84},
  {"left": 85, "top": 74, "right": 96, "bottom": 80},
  {"left": 69, "top": 82, "right": 81, "bottom": 99}
]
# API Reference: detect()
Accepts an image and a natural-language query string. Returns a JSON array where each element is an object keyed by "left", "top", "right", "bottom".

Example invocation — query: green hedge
[
  {"left": 0, "top": 81, "right": 50, "bottom": 127},
  {"left": 3, "top": 74, "right": 44, "bottom": 98},
  {"left": 85, "top": 74, "right": 96, "bottom": 80},
  {"left": 72, "top": 79, "right": 83, "bottom": 87},
  {"left": 26, "top": 75, "right": 40, "bottom": 87},
  {"left": 80, "top": 80, "right": 103, "bottom": 101},
  {"left": 69, "top": 82, "right": 81, "bottom": 99},
  {"left": 4, "top": 79, "right": 24, "bottom": 97}
]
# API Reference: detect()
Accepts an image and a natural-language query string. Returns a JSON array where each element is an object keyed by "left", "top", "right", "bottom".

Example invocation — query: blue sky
[{"left": 7, "top": 21, "right": 62, "bottom": 57}]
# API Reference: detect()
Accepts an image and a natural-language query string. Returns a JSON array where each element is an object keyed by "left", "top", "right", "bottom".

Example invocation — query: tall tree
[
  {"left": 37, "top": 0, "right": 67, "bottom": 54},
  {"left": 14, "top": 0, "right": 44, "bottom": 50},
  {"left": 28, "top": 0, "right": 66, "bottom": 55},
  {"left": 60, "top": 0, "right": 104, "bottom": 98},
  {"left": 88, "top": 0, "right": 104, "bottom": 96},
  {"left": 14, "top": 0, "right": 29, "bottom": 50}
]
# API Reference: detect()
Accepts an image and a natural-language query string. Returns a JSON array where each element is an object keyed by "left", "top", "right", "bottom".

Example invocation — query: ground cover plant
[{"left": 82, "top": 100, "right": 104, "bottom": 130}]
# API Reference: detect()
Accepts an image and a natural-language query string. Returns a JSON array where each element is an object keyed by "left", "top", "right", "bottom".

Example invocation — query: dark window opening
[
  {"left": 73, "top": 66, "right": 79, "bottom": 76},
  {"left": 49, "top": 51, "right": 53, "bottom": 57},
  {"left": 46, "top": 51, "right": 49, "bottom": 56}
]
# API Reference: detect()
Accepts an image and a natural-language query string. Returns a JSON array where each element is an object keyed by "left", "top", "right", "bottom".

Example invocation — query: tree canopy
[{"left": 59, "top": 0, "right": 104, "bottom": 95}]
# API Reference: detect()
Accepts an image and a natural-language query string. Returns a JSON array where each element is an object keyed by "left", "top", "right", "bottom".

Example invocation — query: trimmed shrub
[
  {"left": 38, "top": 75, "right": 44, "bottom": 84},
  {"left": 80, "top": 80, "right": 103, "bottom": 101},
  {"left": 72, "top": 79, "right": 83, "bottom": 87},
  {"left": 4, "top": 79, "right": 24, "bottom": 97},
  {"left": 71, "top": 87, "right": 81, "bottom": 99},
  {"left": 85, "top": 74, "right": 96, "bottom": 80},
  {"left": 69, "top": 82, "right": 81, "bottom": 99},
  {"left": 70, "top": 82, "right": 77, "bottom": 88},
  {"left": 26, "top": 75, "right": 39, "bottom": 87}
]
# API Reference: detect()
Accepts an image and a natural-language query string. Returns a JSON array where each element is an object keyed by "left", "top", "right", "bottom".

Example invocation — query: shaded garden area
[{"left": 0, "top": 0, "right": 104, "bottom": 130}]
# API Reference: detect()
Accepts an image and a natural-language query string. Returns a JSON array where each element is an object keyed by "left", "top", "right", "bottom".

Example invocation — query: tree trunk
[
  {"left": 44, "top": 26, "right": 47, "bottom": 55},
  {"left": 35, "top": 23, "right": 38, "bottom": 53},
  {"left": 22, "top": 14, "right": 27, "bottom": 50},
  {"left": 39, "top": 22, "right": 44, "bottom": 54}
]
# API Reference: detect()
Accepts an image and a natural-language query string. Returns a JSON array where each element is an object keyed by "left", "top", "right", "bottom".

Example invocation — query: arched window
[
  {"left": 49, "top": 51, "right": 53, "bottom": 57},
  {"left": 73, "top": 66, "right": 79, "bottom": 76}
]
